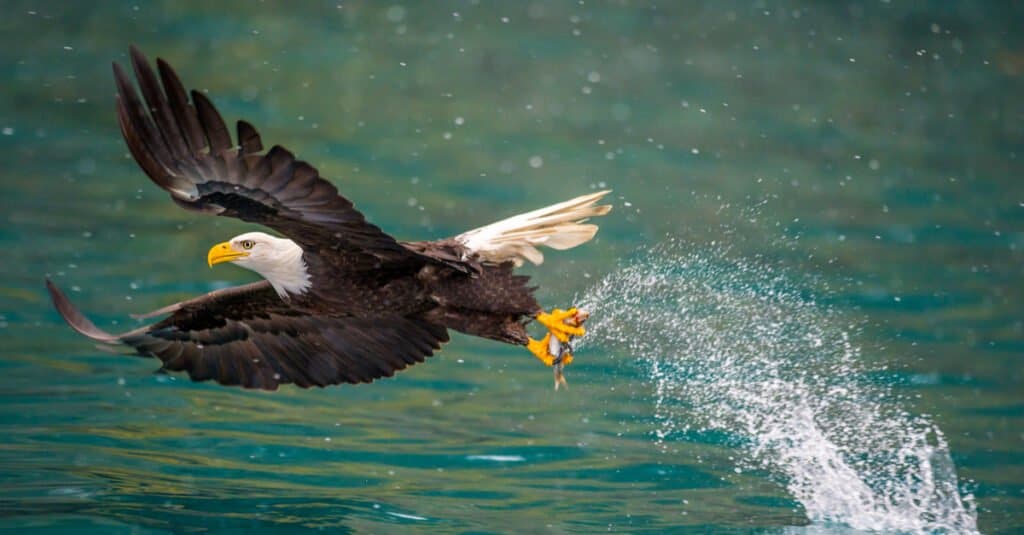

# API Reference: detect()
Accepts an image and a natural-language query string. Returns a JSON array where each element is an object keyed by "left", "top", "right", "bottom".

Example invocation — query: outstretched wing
[
  {"left": 114, "top": 46, "right": 415, "bottom": 270},
  {"left": 47, "top": 279, "right": 448, "bottom": 390}
]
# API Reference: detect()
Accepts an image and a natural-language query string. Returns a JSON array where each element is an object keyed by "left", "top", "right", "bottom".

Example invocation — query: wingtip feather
[{"left": 45, "top": 278, "right": 120, "bottom": 343}]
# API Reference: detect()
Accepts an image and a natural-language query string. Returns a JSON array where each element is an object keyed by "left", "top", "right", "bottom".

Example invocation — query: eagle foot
[
  {"left": 535, "top": 307, "right": 588, "bottom": 342},
  {"left": 527, "top": 334, "right": 575, "bottom": 367},
  {"left": 528, "top": 307, "right": 589, "bottom": 390},
  {"left": 527, "top": 333, "right": 575, "bottom": 391}
]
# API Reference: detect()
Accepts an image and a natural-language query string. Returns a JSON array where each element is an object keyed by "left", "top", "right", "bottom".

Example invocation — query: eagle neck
[{"left": 261, "top": 240, "right": 312, "bottom": 298}]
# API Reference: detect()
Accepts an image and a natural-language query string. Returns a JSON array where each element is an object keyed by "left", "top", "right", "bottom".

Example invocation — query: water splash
[{"left": 577, "top": 241, "right": 977, "bottom": 534}]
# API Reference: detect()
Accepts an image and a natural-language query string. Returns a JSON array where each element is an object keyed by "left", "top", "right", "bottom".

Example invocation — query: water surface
[{"left": 1, "top": 1, "right": 1021, "bottom": 533}]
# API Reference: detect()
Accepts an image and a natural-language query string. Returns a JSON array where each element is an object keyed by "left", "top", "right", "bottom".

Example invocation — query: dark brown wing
[
  {"left": 114, "top": 46, "right": 418, "bottom": 270},
  {"left": 46, "top": 279, "right": 448, "bottom": 390}
]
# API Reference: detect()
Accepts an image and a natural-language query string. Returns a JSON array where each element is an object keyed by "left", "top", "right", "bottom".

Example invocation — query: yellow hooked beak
[{"left": 207, "top": 241, "right": 249, "bottom": 267}]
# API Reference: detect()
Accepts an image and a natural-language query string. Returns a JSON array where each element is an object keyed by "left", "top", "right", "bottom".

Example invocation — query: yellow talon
[
  {"left": 528, "top": 334, "right": 576, "bottom": 368},
  {"left": 529, "top": 307, "right": 588, "bottom": 389},
  {"left": 534, "top": 310, "right": 559, "bottom": 329},
  {"left": 551, "top": 307, "right": 576, "bottom": 321},
  {"left": 536, "top": 307, "right": 587, "bottom": 341},
  {"left": 528, "top": 334, "right": 556, "bottom": 366}
]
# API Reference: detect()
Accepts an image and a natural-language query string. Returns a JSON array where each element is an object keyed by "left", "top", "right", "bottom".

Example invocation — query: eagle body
[
  {"left": 47, "top": 47, "right": 611, "bottom": 390},
  {"left": 290, "top": 240, "right": 540, "bottom": 344}
]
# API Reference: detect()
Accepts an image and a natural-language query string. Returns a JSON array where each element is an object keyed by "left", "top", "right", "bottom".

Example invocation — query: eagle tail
[{"left": 455, "top": 190, "right": 612, "bottom": 266}]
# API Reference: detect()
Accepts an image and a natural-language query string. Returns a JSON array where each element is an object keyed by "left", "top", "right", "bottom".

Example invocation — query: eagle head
[{"left": 207, "top": 231, "right": 311, "bottom": 297}]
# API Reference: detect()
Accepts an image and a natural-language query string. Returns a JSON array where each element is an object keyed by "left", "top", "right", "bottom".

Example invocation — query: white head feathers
[{"left": 219, "top": 231, "right": 312, "bottom": 298}]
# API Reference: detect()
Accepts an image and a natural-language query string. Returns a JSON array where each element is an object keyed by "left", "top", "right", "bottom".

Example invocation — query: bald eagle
[{"left": 46, "top": 47, "right": 611, "bottom": 391}]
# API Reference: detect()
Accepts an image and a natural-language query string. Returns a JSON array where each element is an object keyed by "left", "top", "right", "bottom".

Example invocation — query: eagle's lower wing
[
  {"left": 47, "top": 279, "right": 448, "bottom": 390},
  {"left": 114, "top": 46, "right": 416, "bottom": 270}
]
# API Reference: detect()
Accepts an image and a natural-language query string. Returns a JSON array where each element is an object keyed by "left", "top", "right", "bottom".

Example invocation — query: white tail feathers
[{"left": 456, "top": 190, "right": 612, "bottom": 266}]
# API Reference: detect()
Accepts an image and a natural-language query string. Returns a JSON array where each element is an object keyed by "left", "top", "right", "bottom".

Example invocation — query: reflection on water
[{"left": 1, "top": 0, "right": 1022, "bottom": 532}]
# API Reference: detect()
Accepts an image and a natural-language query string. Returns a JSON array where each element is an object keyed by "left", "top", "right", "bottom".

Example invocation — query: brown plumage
[{"left": 47, "top": 46, "right": 611, "bottom": 391}]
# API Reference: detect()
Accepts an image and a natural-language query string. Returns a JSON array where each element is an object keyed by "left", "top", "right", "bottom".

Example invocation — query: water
[
  {"left": 2, "top": 1, "right": 1022, "bottom": 533},
  {"left": 578, "top": 242, "right": 978, "bottom": 533}
]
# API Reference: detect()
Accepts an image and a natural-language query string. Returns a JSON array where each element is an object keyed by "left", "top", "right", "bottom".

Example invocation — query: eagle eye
[{"left": 240, "top": 240, "right": 255, "bottom": 250}]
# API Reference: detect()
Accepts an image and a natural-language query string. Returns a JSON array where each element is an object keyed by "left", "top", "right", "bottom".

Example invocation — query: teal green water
[{"left": 1, "top": 1, "right": 1021, "bottom": 533}]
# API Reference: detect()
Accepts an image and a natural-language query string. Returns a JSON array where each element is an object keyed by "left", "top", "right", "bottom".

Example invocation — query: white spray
[{"left": 576, "top": 241, "right": 978, "bottom": 534}]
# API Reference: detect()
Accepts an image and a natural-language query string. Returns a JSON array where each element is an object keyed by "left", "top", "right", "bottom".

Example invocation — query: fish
[{"left": 549, "top": 308, "right": 589, "bottom": 390}]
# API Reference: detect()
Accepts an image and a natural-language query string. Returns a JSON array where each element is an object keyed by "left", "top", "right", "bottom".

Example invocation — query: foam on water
[
  {"left": 465, "top": 454, "right": 527, "bottom": 463},
  {"left": 577, "top": 241, "right": 977, "bottom": 534}
]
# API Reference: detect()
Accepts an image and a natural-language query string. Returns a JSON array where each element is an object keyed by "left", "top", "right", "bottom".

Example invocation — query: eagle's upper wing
[
  {"left": 47, "top": 279, "right": 448, "bottom": 390},
  {"left": 114, "top": 46, "right": 416, "bottom": 270}
]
